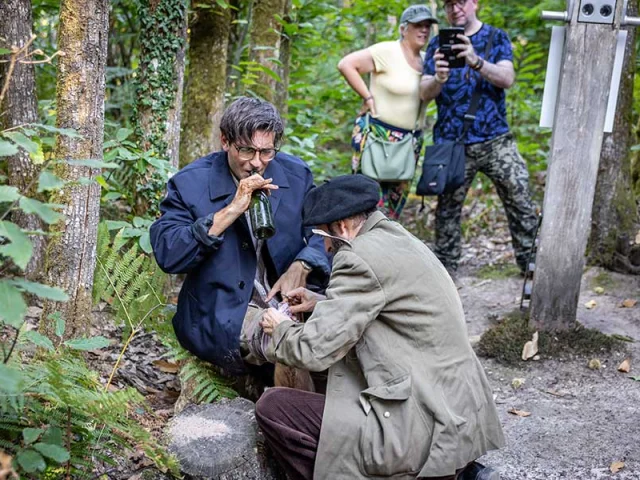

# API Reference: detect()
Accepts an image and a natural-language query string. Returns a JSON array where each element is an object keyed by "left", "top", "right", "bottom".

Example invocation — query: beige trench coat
[{"left": 266, "top": 211, "right": 505, "bottom": 479}]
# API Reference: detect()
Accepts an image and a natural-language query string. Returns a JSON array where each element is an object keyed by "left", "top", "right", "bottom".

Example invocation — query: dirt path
[{"left": 456, "top": 267, "right": 640, "bottom": 480}]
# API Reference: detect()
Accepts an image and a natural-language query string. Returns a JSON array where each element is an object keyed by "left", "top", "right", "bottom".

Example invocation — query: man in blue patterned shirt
[{"left": 420, "top": 0, "right": 537, "bottom": 275}]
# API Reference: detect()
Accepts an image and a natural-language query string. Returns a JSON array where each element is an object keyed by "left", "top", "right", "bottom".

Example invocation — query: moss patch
[
  {"left": 478, "top": 310, "right": 626, "bottom": 364},
  {"left": 476, "top": 262, "right": 521, "bottom": 280},
  {"left": 589, "top": 270, "right": 618, "bottom": 291}
]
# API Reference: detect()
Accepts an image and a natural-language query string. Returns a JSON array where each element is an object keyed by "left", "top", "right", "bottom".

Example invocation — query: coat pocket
[{"left": 358, "top": 374, "right": 433, "bottom": 477}]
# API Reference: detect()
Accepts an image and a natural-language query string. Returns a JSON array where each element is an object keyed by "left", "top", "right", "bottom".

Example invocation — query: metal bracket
[
  {"left": 621, "top": 0, "right": 640, "bottom": 25},
  {"left": 577, "top": 0, "right": 617, "bottom": 24},
  {"left": 541, "top": 0, "right": 574, "bottom": 22}
]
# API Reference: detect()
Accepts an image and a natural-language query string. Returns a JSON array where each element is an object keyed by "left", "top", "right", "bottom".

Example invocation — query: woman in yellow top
[{"left": 338, "top": 4, "right": 438, "bottom": 219}]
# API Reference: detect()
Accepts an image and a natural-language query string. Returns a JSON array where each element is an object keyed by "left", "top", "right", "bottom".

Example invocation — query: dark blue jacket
[{"left": 150, "top": 151, "right": 331, "bottom": 374}]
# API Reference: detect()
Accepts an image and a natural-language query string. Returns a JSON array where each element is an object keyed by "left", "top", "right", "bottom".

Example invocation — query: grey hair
[
  {"left": 328, "top": 207, "right": 377, "bottom": 234},
  {"left": 220, "top": 96, "right": 284, "bottom": 147},
  {"left": 399, "top": 21, "right": 408, "bottom": 40}
]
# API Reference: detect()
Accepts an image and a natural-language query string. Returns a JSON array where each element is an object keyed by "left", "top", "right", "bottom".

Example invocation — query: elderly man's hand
[
  {"left": 260, "top": 307, "right": 289, "bottom": 335},
  {"left": 452, "top": 34, "right": 479, "bottom": 68},
  {"left": 286, "top": 287, "right": 325, "bottom": 314},
  {"left": 266, "top": 261, "right": 309, "bottom": 302}
]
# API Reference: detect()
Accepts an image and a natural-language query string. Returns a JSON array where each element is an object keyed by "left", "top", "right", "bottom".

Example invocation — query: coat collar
[
  {"left": 208, "top": 151, "right": 291, "bottom": 216},
  {"left": 357, "top": 210, "right": 388, "bottom": 237}
]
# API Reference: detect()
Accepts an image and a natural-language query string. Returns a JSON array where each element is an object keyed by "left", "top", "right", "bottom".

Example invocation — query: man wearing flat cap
[{"left": 255, "top": 174, "right": 504, "bottom": 480}]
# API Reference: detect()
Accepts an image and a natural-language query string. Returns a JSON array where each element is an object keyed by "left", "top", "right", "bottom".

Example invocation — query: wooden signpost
[{"left": 530, "top": 0, "right": 639, "bottom": 329}]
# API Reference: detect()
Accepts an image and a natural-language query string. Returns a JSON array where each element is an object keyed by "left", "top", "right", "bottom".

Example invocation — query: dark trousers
[
  {"left": 256, "top": 387, "right": 324, "bottom": 480},
  {"left": 256, "top": 387, "right": 467, "bottom": 480}
]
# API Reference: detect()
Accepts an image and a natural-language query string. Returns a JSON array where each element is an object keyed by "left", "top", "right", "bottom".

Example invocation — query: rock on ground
[{"left": 167, "top": 397, "right": 284, "bottom": 479}]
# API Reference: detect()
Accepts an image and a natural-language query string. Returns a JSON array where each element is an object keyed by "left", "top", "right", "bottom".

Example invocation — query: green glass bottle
[{"left": 249, "top": 178, "right": 276, "bottom": 240}]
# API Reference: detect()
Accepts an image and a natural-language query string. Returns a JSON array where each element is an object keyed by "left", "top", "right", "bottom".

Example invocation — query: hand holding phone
[{"left": 439, "top": 27, "right": 465, "bottom": 69}]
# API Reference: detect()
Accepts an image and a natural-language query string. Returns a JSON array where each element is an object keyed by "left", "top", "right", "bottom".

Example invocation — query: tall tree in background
[
  {"left": 588, "top": 1, "right": 640, "bottom": 275},
  {"left": 0, "top": 0, "right": 45, "bottom": 278},
  {"left": 248, "top": 0, "right": 286, "bottom": 102},
  {"left": 180, "top": 2, "right": 231, "bottom": 166},
  {"left": 133, "top": 0, "right": 188, "bottom": 168},
  {"left": 42, "top": 0, "right": 109, "bottom": 336},
  {"left": 274, "top": 0, "right": 292, "bottom": 116}
]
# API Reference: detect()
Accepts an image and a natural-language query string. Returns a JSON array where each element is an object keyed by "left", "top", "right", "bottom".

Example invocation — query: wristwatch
[
  {"left": 471, "top": 57, "right": 484, "bottom": 71},
  {"left": 298, "top": 260, "right": 313, "bottom": 271}
]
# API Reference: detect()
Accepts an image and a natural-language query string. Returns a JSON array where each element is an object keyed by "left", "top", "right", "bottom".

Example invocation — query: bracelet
[
  {"left": 434, "top": 75, "right": 448, "bottom": 84},
  {"left": 298, "top": 260, "right": 313, "bottom": 271},
  {"left": 363, "top": 95, "right": 374, "bottom": 102},
  {"left": 471, "top": 57, "right": 484, "bottom": 71}
]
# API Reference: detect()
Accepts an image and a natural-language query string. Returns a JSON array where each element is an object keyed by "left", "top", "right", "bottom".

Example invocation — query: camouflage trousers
[{"left": 434, "top": 132, "right": 538, "bottom": 272}]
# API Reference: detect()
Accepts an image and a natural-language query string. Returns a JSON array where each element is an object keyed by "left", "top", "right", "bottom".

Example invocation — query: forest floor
[{"left": 78, "top": 192, "right": 640, "bottom": 480}]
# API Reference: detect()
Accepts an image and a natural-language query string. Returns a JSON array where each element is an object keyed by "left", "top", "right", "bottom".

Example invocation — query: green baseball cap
[{"left": 400, "top": 5, "right": 439, "bottom": 24}]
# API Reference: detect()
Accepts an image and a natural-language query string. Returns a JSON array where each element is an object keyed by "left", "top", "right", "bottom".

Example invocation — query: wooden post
[{"left": 530, "top": 1, "right": 619, "bottom": 330}]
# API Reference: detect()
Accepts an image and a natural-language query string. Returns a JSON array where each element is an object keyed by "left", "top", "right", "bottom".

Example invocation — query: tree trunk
[
  {"left": 226, "top": 0, "right": 249, "bottom": 96},
  {"left": 248, "top": 0, "right": 286, "bottom": 102},
  {"left": 274, "top": 0, "right": 291, "bottom": 117},
  {"left": 134, "top": 0, "right": 188, "bottom": 168},
  {"left": 42, "top": 0, "right": 108, "bottom": 337},
  {"left": 0, "top": 0, "right": 45, "bottom": 279},
  {"left": 587, "top": 1, "right": 640, "bottom": 275},
  {"left": 180, "top": 1, "right": 231, "bottom": 166}
]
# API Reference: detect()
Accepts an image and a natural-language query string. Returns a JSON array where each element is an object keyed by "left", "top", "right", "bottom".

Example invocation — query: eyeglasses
[
  {"left": 233, "top": 143, "right": 278, "bottom": 161},
  {"left": 444, "top": 0, "right": 468, "bottom": 12}
]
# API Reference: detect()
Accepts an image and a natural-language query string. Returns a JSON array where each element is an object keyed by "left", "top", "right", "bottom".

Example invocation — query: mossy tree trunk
[
  {"left": 180, "top": 1, "right": 231, "bottom": 166},
  {"left": 274, "top": 0, "right": 291, "bottom": 117},
  {"left": 248, "top": 0, "right": 286, "bottom": 102},
  {"left": 226, "top": 0, "right": 249, "bottom": 96},
  {"left": 0, "top": 0, "right": 45, "bottom": 279},
  {"left": 42, "top": 0, "right": 108, "bottom": 336},
  {"left": 134, "top": 0, "right": 188, "bottom": 169},
  {"left": 588, "top": 3, "right": 640, "bottom": 275}
]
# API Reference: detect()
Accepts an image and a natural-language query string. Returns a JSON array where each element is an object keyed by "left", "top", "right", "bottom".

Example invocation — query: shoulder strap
[{"left": 459, "top": 26, "right": 497, "bottom": 140}]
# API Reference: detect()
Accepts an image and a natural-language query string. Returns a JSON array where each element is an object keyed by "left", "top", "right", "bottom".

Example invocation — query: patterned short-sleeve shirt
[{"left": 423, "top": 24, "right": 513, "bottom": 145}]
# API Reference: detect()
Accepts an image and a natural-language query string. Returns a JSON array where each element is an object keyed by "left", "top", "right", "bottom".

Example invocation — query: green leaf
[
  {"left": 51, "top": 312, "right": 65, "bottom": 337},
  {"left": 66, "top": 159, "right": 120, "bottom": 169},
  {"left": 132, "top": 216, "right": 152, "bottom": 228},
  {"left": 139, "top": 232, "right": 152, "bottom": 254},
  {"left": 23, "top": 331, "right": 55, "bottom": 351},
  {"left": 33, "top": 443, "right": 70, "bottom": 463},
  {"left": 19, "top": 197, "right": 64, "bottom": 224},
  {"left": 122, "top": 227, "right": 146, "bottom": 238},
  {"left": 37, "top": 124, "right": 81, "bottom": 138},
  {"left": 0, "top": 48, "right": 12, "bottom": 55},
  {"left": 0, "top": 185, "right": 21, "bottom": 203},
  {"left": 16, "top": 449, "right": 46, "bottom": 473},
  {"left": 38, "top": 170, "right": 66, "bottom": 192},
  {"left": 102, "top": 192, "right": 122, "bottom": 201},
  {"left": 0, "top": 221, "right": 32, "bottom": 269},
  {"left": 64, "top": 336, "right": 110, "bottom": 351},
  {"left": 10, "top": 278, "right": 69, "bottom": 301},
  {"left": 3, "top": 131, "right": 39, "bottom": 154},
  {"left": 215, "top": 0, "right": 229, "bottom": 7},
  {"left": 106, "top": 220, "right": 131, "bottom": 230},
  {"left": 0, "top": 280, "right": 27, "bottom": 328},
  {"left": 41, "top": 427, "right": 63, "bottom": 446},
  {"left": 116, "top": 128, "right": 133, "bottom": 142},
  {"left": 23, "top": 428, "right": 45, "bottom": 445},
  {"left": 0, "top": 364, "right": 23, "bottom": 392},
  {"left": 0, "top": 139, "right": 19, "bottom": 156}
]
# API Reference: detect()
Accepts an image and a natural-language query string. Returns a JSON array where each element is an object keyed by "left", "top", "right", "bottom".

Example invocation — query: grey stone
[{"left": 167, "top": 397, "right": 285, "bottom": 480}]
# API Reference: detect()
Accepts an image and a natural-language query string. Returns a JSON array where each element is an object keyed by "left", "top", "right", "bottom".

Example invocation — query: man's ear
[{"left": 220, "top": 134, "right": 230, "bottom": 151}]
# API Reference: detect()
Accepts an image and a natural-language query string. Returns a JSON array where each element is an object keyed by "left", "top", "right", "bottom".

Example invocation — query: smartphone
[{"left": 439, "top": 27, "right": 465, "bottom": 69}]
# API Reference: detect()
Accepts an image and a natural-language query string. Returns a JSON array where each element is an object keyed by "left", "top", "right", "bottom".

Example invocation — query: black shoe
[{"left": 461, "top": 461, "right": 500, "bottom": 480}]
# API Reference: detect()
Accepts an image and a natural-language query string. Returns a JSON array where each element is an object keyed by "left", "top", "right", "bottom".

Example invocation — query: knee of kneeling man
[{"left": 255, "top": 387, "right": 284, "bottom": 421}]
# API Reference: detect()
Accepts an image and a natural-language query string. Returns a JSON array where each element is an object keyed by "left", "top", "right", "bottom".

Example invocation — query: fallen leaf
[
  {"left": 588, "top": 358, "right": 602, "bottom": 370},
  {"left": 618, "top": 358, "right": 631, "bottom": 373},
  {"left": 594, "top": 286, "right": 605, "bottom": 294},
  {"left": 610, "top": 461, "right": 625, "bottom": 474},
  {"left": 508, "top": 408, "right": 531, "bottom": 417},
  {"left": 585, "top": 300, "right": 597, "bottom": 309},
  {"left": 621, "top": 299, "right": 637, "bottom": 308},
  {"left": 511, "top": 378, "right": 526, "bottom": 389},
  {"left": 522, "top": 331, "right": 539, "bottom": 361},
  {"left": 545, "top": 389, "right": 569, "bottom": 397},
  {"left": 152, "top": 359, "right": 180, "bottom": 373},
  {"left": 630, "top": 376, "right": 640, "bottom": 382}
]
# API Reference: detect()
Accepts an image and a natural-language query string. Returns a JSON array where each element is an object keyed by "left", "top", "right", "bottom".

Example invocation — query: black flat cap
[{"left": 303, "top": 174, "right": 380, "bottom": 226}]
